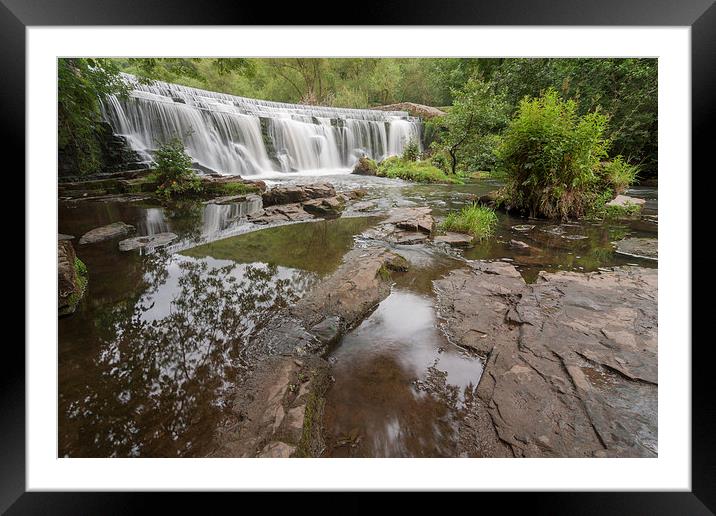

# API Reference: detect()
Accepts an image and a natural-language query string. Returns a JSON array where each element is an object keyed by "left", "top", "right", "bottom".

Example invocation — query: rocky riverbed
[{"left": 58, "top": 172, "right": 657, "bottom": 458}]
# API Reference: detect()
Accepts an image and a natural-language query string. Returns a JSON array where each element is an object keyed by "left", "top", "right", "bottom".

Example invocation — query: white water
[{"left": 101, "top": 74, "right": 422, "bottom": 177}]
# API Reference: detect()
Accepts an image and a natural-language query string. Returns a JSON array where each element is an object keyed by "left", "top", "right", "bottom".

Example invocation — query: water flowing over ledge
[{"left": 101, "top": 74, "right": 423, "bottom": 177}]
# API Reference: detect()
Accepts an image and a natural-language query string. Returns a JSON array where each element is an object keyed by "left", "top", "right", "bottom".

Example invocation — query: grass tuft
[{"left": 440, "top": 203, "right": 498, "bottom": 240}]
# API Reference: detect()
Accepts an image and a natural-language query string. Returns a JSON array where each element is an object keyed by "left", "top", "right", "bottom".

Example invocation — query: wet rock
[
  {"left": 352, "top": 200, "right": 377, "bottom": 212},
  {"left": 476, "top": 190, "right": 500, "bottom": 207},
  {"left": 394, "top": 231, "right": 429, "bottom": 245},
  {"left": 349, "top": 188, "right": 368, "bottom": 199},
  {"left": 78, "top": 222, "right": 135, "bottom": 245},
  {"left": 434, "top": 232, "right": 474, "bottom": 247},
  {"left": 302, "top": 196, "right": 344, "bottom": 217},
  {"left": 384, "top": 206, "right": 435, "bottom": 234},
  {"left": 118, "top": 232, "right": 178, "bottom": 251},
  {"left": 614, "top": 237, "right": 658, "bottom": 260},
  {"left": 351, "top": 156, "right": 378, "bottom": 176},
  {"left": 606, "top": 194, "right": 646, "bottom": 207},
  {"left": 511, "top": 224, "right": 535, "bottom": 232},
  {"left": 435, "top": 262, "right": 657, "bottom": 458},
  {"left": 58, "top": 240, "right": 87, "bottom": 316},
  {"left": 509, "top": 239, "right": 530, "bottom": 249},
  {"left": 213, "top": 355, "right": 330, "bottom": 458},
  {"left": 58, "top": 233, "right": 75, "bottom": 241},
  {"left": 262, "top": 182, "right": 335, "bottom": 207},
  {"left": 248, "top": 203, "right": 314, "bottom": 224}
]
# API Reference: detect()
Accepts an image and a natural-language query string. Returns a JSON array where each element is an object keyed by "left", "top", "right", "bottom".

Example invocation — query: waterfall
[{"left": 101, "top": 73, "right": 423, "bottom": 176}]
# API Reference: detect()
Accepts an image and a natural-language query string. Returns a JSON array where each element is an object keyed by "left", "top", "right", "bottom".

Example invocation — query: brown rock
[
  {"left": 434, "top": 232, "right": 474, "bottom": 247},
  {"left": 262, "top": 182, "right": 335, "bottom": 207},
  {"left": 435, "top": 262, "right": 657, "bottom": 458}
]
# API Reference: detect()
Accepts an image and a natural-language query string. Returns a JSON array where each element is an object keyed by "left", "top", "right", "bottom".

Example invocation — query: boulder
[
  {"left": 248, "top": 204, "right": 314, "bottom": 225},
  {"left": 262, "top": 183, "right": 335, "bottom": 207},
  {"left": 58, "top": 240, "right": 87, "bottom": 316},
  {"left": 352, "top": 157, "right": 378, "bottom": 176},
  {"left": 614, "top": 237, "right": 658, "bottom": 260},
  {"left": 118, "top": 232, "right": 178, "bottom": 252},
  {"left": 434, "top": 262, "right": 657, "bottom": 458},
  {"left": 78, "top": 222, "right": 135, "bottom": 245},
  {"left": 302, "top": 196, "right": 344, "bottom": 217}
]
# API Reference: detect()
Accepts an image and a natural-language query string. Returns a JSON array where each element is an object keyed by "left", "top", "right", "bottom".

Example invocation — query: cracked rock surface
[{"left": 434, "top": 261, "right": 657, "bottom": 457}]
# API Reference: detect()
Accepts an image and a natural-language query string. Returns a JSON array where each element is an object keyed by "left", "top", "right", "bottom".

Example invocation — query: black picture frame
[{"left": 6, "top": 0, "right": 712, "bottom": 512}]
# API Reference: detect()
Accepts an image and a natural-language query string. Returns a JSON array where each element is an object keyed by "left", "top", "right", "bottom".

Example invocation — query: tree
[{"left": 438, "top": 78, "right": 510, "bottom": 174}]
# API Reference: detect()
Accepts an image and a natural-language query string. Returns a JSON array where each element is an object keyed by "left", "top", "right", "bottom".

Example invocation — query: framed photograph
[{"left": 8, "top": 0, "right": 711, "bottom": 511}]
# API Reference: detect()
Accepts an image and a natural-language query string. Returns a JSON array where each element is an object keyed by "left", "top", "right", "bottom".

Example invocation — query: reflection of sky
[{"left": 333, "top": 290, "right": 482, "bottom": 394}]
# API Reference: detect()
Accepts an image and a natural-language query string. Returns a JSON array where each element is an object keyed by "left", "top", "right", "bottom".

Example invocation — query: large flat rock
[
  {"left": 434, "top": 262, "right": 657, "bottom": 457},
  {"left": 614, "top": 237, "right": 658, "bottom": 260},
  {"left": 78, "top": 221, "right": 135, "bottom": 245}
]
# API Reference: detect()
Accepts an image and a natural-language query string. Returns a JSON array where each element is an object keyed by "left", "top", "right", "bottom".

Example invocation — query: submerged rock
[
  {"left": 262, "top": 182, "right": 335, "bottom": 207},
  {"left": 614, "top": 237, "right": 658, "bottom": 260},
  {"left": 118, "top": 232, "right": 178, "bottom": 251},
  {"left": 508, "top": 239, "right": 530, "bottom": 249},
  {"left": 511, "top": 224, "right": 535, "bottom": 232},
  {"left": 351, "top": 200, "right": 377, "bottom": 212},
  {"left": 434, "top": 232, "right": 474, "bottom": 247},
  {"left": 434, "top": 262, "right": 657, "bottom": 458},
  {"left": 58, "top": 240, "right": 87, "bottom": 316},
  {"left": 78, "top": 222, "right": 135, "bottom": 245}
]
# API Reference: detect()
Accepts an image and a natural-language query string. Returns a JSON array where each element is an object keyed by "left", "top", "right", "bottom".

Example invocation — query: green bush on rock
[
  {"left": 151, "top": 138, "right": 202, "bottom": 200},
  {"left": 441, "top": 203, "right": 497, "bottom": 240},
  {"left": 496, "top": 89, "right": 637, "bottom": 220}
]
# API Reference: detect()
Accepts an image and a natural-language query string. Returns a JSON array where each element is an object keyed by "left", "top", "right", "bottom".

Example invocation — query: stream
[{"left": 58, "top": 173, "right": 657, "bottom": 457}]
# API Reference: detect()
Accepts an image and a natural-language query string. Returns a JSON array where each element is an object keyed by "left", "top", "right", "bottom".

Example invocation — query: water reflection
[
  {"left": 323, "top": 290, "right": 483, "bottom": 457},
  {"left": 59, "top": 254, "right": 313, "bottom": 457}
]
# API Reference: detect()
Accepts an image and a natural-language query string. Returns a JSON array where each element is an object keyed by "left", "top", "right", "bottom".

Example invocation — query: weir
[{"left": 101, "top": 74, "right": 422, "bottom": 176}]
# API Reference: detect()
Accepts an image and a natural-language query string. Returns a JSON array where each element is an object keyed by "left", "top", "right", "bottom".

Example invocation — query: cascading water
[{"left": 101, "top": 73, "right": 423, "bottom": 176}]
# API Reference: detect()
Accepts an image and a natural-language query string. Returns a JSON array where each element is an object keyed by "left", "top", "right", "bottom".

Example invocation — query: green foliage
[
  {"left": 202, "top": 181, "right": 258, "bottom": 197},
  {"left": 600, "top": 156, "right": 640, "bottom": 195},
  {"left": 58, "top": 58, "right": 129, "bottom": 175},
  {"left": 401, "top": 138, "right": 421, "bottom": 161},
  {"left": 354, "top": 156, "right": 378, "bottom": 175},
  {"left": 441, "top": 203, "right": 498, "bottom": 240},
  {"left": 377, "top": 156, "right": 462, "bottom": 184},
  {"left": 151, "top": 139, "right": 202, "bottom": 200},
  {"left": 496, "top": 89, "right": 611, "bottom": 220},
  {"left": 437, "top": 78, "right": 510, "bottom": 174}
]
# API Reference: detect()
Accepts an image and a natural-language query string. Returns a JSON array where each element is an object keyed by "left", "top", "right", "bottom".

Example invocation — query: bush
[
  {"left": 600, "top": 156, "right": 639, "bottom": 195},
  {"left": 441, "top": 203, "right": 498, "bottom": 240},
  {"left": 496, "top": 89, "right": 611, "bottom": 219},
  {"left": 152, "top": 138, "right": 202, "bottom": 199},
  {"left": 401, "top": 138, "right": 421, "bottom": 162},
  {"left": 377, "top": 156, "right": 462, "bottom": 184}
]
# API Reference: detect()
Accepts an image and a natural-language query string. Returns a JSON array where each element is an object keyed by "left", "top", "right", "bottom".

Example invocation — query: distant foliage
[
  {"left": 152, "top": 139, "right": 202, "bottom": 200},
  {"left": 496, "top": 89, "right": 612, "bottom": 219},
  {"left": 437, "top": 78, "right": 510, "bottom": 174}
]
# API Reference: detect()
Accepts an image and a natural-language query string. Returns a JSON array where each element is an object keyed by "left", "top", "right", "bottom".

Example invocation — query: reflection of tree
[{"left": 61, "top": 258, "right": 304, "bottom": 457}]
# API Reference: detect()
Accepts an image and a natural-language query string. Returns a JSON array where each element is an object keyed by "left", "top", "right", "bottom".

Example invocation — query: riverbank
[{"left": 58, "top": 172, "right": 657, "bottom": 457}]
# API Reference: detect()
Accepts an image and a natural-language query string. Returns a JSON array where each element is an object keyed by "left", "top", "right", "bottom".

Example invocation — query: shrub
[
  {"left": 440, "top": 203, "right": 498, "bottom": 240},
  {"left": 377, "top": 156, "right": 462, "bottom": 184},
  {"left": 496, "top": 89, "right": 611, "bottom": 220},
  {"left": 152, "top": 138, "right": 202, "bottom": 199},
  {"left": 401, "top": 138, "right": 421, "bottom": 162},
  {"left": 600, "top": 156, "right": 639, "bottom": 195}
]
